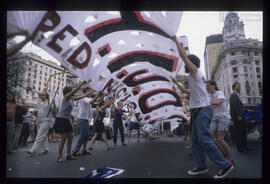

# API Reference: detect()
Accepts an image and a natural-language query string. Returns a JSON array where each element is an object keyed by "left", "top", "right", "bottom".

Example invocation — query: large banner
[{"left": 7, "top": 11, "right": 188, "bottom": 126}]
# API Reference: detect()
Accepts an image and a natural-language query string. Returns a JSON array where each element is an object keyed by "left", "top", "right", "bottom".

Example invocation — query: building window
[
  {"left": 28, "top": 67, "right": 31, "bottom": 71},
  {"left": 231, "top": 52, "right": 235, "bottom": 56},
  {"left": 40, "top": 71, "right": 42, "bottom": 74},
  {"left": 230, "top": 60, "right": 237, "bottom": 65},
  {"left": 242, "top": 50, "right": 247, "bottom": 55},
  {"left": 33, "top": 80, "right": 36, "bottom": 84},
  {"left": 40, "top": 76, "right": 42, "bottom": 80},
  {"left": 258, "top": 82, "right": 262, "bottom": 95},
  {"left": 256, "top": 67, "right": 261, "bottom": 73},
  {"left": 38, "top": 87, "right": 41, "bottom": 91},
  {"left": 243, "top": 59, "right": 248, "bottom": 64},
  {"left": 246, "top": 81, "right": 250, "bottom": 95},
  {"left": 232, "top": 67, "right": 238, "bottom": 73},
  {"left": 257, "top": 75, "right": 261, "bottom": 79},
  {"left": 39, "top": 81, "right": 41, "bottom": 85},
  {"left": 28, "top": 73, "right": 31, "bottom": 76},
  {"left": 255, "top": 60, "right": 260, "bottom": 65},
  {"left": 254, "top": 52, "right": 259, "bottom": 56},
  {"left": 243, "top": 66, "right": 248, "bottom": 73},
  {"left": 45, "top": 73, "right": 47, "bottom": 76},
  {"left": 233, "top": 75, "right": 238, "bottom": 78},
  {"left": 245, "top": 74, "right": 248, "bottom": 78},
  {"left": 33, "top": 86, "right": 35, "bottom": 90},
  {"left": 248, "top": 98, "right": 251, "bottom": 104}
]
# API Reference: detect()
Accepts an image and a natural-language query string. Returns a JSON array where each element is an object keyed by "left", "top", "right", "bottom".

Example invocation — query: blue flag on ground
[{"left": 84, "top": 167, "right": 125, "bottom": 178}]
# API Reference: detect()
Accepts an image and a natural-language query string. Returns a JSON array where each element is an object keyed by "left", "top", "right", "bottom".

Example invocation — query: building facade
[
  {"left": 211, "top": 12, "right": 262, "bottom": 108},
  {"left": 13, "top": 53, "right": 68, "bottom": 110},
  {"left": 204, "top": 34, "right": 223, "bottom": 80}
]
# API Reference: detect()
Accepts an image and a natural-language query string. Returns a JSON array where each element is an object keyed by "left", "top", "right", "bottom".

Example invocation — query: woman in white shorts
[{"left": 206, "top": 80, "right": 234, "bottom": 165}]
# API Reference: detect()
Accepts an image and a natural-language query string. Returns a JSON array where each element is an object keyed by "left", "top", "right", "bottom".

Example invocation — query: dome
[{"left": 225, "top": 11, "right": 238, "bottom": 20}]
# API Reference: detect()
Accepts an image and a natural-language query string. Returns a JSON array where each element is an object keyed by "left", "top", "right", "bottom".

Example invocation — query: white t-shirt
[
  {"left": 188, "top": 70, "right": 210, "bottom": 109},
  {"left": 78, "top": 97, "right": 92, "bottom": 120},
  {"left": 209, "top": 91, "right": 231, "bottom": 119},
  {"left": 130, "top": 111, "right": 137, "bottom": 122}
]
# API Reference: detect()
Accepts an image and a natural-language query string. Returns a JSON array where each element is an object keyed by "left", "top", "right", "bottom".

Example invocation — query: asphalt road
[{"left": 6, "top": 133, "right": 262, "bottom": 179}]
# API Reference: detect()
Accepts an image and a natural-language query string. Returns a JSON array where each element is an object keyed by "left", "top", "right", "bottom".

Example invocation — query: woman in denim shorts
[{"left": 206, "top": 80, "right": 234, "bottom": 165}]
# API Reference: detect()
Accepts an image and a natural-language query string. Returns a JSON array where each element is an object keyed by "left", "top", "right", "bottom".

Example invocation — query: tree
[{"left": 7, "top": 52, "right": 33, "bottom": 96}]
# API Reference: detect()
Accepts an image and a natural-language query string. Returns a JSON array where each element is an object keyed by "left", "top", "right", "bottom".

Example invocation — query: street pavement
[{"left": 6, "top": 133, "right": 262, "bottom": 179}]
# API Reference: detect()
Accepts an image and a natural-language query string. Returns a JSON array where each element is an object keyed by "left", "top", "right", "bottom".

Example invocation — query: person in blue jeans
[
  {"left": 172, "top": 36, "right": 233, "bottom": 179},
  {"left": 72, "top": 87, "right": 97, "bottom": 156}
]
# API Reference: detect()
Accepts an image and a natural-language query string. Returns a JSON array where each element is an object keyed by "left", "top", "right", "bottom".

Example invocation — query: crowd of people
[{"left": 6, "top": 37, "right": 261, "bottom": 179}]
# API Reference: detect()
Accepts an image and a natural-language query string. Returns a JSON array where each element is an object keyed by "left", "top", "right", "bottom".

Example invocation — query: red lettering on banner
[
  {"left": 116, "top": 87, "right": 127, "bottom": 97},
  {"left": 101, "top": 79, "right": 114, "bottom": 94},
  {"left": 47, "top": 24, "right": 78, "bottom": 53},
  {"left": 120, "top": 94, "right": 131, "bottom": 102},
  {"left": 32, "top": 11, "right": 60, "bottom": 41},
  {"left": 67, "top": 42, "right": 91, "bottom": 69}
]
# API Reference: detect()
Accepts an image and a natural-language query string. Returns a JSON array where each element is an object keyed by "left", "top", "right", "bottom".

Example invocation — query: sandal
[
  {"left": 66, "top": 155, "right": 76, "bottom": 160},
  {"left": 82, "top": 150, "right": 91, "bottom": 155},
  {"left": 107, "top": 146, "right": 114, "bottom": 150},
  {"left": 72, "top": 150, "right": 82, "bottom": 156},
  {"left": 57, "top": 158, "right": 64, "bottom": 163}
]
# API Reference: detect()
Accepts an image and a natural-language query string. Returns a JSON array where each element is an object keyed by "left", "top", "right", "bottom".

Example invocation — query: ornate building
[{"left": 211, "top": 12, "right": 262, "bottom": 108}]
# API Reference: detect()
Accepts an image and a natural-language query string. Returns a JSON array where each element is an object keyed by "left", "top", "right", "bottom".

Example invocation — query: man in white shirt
[
  {"left": 172, "top": 36, "right": 233, "bottom": 179},
  {"left": 72, "top": 87, "right": 95, "bottom": 156}
]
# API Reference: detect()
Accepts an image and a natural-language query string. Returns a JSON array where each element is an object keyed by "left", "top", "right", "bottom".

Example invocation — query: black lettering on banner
[
  {"left": 127, "top": 102, "right": 137, "bottom": 111},
  {"left": 107, "top": 51, "right": 178, "bottom": 73},
  {"left": 115, "top": 87, "right": 127, "bottom": 97},
  {"left": 138, "top": 88, "right": 182, "bottom": 114},
  {"left": 116, "top": 70, "right": 128, "bottom": 79},
  {"left": 132, "top": 86, "right": 141, "bottom": 96},
  {"left": 122, "top": 69, "right": 169, "bottom": 87},
  {"left": 85, "top": 11, "right": 170, "bottom": 43},
  {"left": 120, "top": 94, "right": 131, "bottom": 103},
  {"left": 98, "top": 44, "right": 111, "bottom": 57}
]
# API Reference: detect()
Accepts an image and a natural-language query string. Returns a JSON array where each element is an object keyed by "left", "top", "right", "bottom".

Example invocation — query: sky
[{"left": 18, "top": 11, "right": 263, "bottom": 77}]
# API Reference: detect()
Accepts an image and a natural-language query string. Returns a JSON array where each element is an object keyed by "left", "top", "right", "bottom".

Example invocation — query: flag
[
  {"left": 84, "top": 167, "right": 124, "bottom": 179},
  {"left": 7, "top": 11, "right": 185, "bottom": 129}
]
